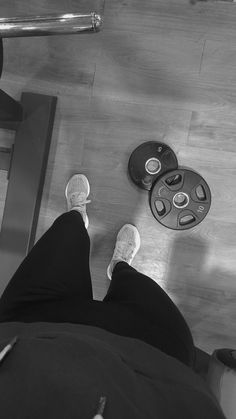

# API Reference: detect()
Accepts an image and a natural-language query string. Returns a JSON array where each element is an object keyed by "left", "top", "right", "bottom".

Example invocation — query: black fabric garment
[
  {"left": 0, "top": 210, "right": 226, "bottom": 418},
  {"left": 0, "top": 322, "right": 226, "bottom": 419},
  {"left": 0, "top": 210, "right": 195, "bottom": 367}
]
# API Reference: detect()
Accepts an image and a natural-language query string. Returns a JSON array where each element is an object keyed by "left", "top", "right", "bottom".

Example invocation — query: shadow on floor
[{"left": 165, "top": 234, "right": 236, "bottom": 378}]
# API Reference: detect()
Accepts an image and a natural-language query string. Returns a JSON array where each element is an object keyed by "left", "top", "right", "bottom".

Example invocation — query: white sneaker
[
  {"left": 65, "top": 174, "right": 91, "bottom": 229},
  {"left": 107, "top": 224, "right": 141, "bottom": 280}
]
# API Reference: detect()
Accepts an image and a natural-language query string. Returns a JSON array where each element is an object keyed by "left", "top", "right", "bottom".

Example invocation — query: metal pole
[{"left": 0, "top": 12, "right": 103, "bottom": 38}]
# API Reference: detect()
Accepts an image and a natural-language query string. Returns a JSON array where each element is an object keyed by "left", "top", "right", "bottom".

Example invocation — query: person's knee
[{"left": 54, "top": 210, "right": 83, "bottom": 226}]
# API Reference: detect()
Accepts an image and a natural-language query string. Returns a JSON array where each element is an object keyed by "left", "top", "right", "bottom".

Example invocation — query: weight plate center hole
[
  {"left": 145, "top": 158, "right": 161, "bottom": 175},
  {"left": 173, "top": 192, "right": 189, "bottom": 209}
]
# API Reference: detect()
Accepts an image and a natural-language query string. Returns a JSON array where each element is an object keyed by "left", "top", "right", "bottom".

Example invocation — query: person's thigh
[
  {"left": 0, "top": 297, "right": 195, "bottom": 367},
  {"left": 0, "top": 211, "right": 93, "bottom": 319}
]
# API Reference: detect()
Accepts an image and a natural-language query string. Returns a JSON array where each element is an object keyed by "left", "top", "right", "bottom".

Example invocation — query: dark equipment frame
[
  {"left": 0, "top": 88, "right": 57, "bottom": 295},
  {"left": 0, "top": 11, "right": 102, "bottom": 295}
]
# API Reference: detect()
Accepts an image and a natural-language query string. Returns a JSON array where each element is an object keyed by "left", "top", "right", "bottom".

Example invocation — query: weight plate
[
  {"left": 128, "top": 141, "right": 178, "bottom": 191},
  {"left": 150, "top": 168, "right": 211, "bottom": 230}
]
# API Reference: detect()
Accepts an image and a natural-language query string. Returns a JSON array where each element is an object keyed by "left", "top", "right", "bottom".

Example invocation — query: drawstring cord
[
  {"left": 0, "top": 336, "right": 18, "bottom": 364},
  {"left": 93, "top": 396, "right": 107, "bottom": 419}
]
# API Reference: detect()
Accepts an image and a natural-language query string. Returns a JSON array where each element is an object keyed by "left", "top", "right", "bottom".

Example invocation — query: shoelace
[
  {"left": 115, "top": 241, "right": 135, "bottom": 262},
  {"left": 73, "top": 199, "right": 91, "bottom": 212},
  {"left": 70, "top": 192, "right": 91, "bottom": 211}
]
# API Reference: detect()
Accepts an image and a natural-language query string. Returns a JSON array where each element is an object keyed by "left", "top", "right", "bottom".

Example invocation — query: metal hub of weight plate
[
  {"left": 128, "top": 141, "right": 178, "bottom": 191},
  {"left": 150, "top": 168, "right": 211, "bottom": 230}
]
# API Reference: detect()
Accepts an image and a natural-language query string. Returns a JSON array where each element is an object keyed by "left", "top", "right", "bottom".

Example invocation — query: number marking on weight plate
[{"left": 197, "top": 205, "right": 205, "bottom": 213}]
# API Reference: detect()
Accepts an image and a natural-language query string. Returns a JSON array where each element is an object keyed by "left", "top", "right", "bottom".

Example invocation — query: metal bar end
[{"left": 91, "top": 13, "right": 103, "bottom": 32}]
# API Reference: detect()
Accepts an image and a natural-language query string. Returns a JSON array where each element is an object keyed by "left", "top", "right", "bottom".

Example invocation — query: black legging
[{"left": 0, "top": 210, "right": 196, "bottom": 367}]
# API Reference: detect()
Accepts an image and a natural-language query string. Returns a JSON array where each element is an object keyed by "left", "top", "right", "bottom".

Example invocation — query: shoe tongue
[
  {"left": 79, "top": 192, "right": 86, "bottom": 200},
  {"left": 71, "top": 192, "right": 86, "bottom": 204}
]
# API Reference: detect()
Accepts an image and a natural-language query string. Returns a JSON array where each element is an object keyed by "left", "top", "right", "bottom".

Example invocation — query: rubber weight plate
[
  {"left": 150, "top": 168, "right": 211, "bottom": 230},
  {"left": 128, "top": 141, "right": 178, "bottom": 191}
]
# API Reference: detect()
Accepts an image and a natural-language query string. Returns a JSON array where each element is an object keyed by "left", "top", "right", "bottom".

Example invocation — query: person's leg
[
  {"left": 0, "top": 210, "right": 92, "bottom": 321},
  {"left": 104, "top": 261, "right": 196, "bottom": 367}
]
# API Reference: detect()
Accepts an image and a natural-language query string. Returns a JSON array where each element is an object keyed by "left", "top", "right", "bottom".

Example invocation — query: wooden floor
[{"left": 0, "top": 0, "right": 236, "bottom": 354}]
